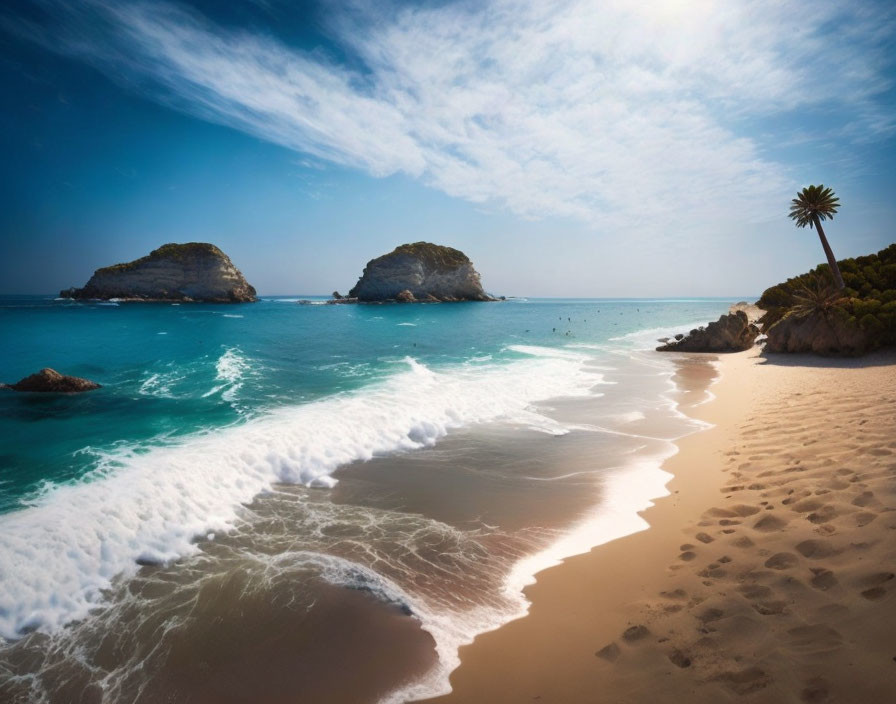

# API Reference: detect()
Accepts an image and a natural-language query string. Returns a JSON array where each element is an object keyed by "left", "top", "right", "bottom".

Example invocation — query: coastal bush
[
  {"left": 758, "top": 243, "right": 896, "bottom": 352},
  {"left": 97, "top": 242, "right": 224, "bottom": 273}
]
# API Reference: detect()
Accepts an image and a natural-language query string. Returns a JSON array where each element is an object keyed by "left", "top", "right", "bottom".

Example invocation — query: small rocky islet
[
  {"left": 1, "top": 368, "right": 100, "bottom": 393},
  {"left": 340, "top": 241, "right": 495, "bottom": 303},
  {"left": 60, "top": 242, "right": 257, "bottom": 303}
]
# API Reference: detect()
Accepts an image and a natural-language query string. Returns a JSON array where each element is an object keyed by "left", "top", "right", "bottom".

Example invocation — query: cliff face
[
  {"left": 61, "top": 243, "right": 257, "bottom": 302},
  {"left": 348, "top": 242, "right": 493, "bottom": 302}
]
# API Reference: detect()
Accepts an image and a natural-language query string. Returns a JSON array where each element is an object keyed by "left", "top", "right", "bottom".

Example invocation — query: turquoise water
[
  {"left": 0, "top": 295, "right": 732, "bottom": 512},
  {"left": 0, "top": 295, "right": 735, "bottom": 703}
]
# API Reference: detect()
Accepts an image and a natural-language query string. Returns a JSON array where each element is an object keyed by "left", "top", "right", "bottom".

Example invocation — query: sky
[{"left": 1, "top": 0, "right": 894, "bottom": 297}]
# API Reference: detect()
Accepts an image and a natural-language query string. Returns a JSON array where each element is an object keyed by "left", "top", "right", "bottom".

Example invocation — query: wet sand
[
  {"left": 2, "top": 349, "right": 693, "bottom": 704},
  {"left": 428, "top": 348, "right": 896, "bottom": 703}
]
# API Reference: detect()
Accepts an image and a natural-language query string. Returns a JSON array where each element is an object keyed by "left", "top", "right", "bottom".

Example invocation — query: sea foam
[{"left": 0, "top": 349, "right": 600, "bottom": 640}]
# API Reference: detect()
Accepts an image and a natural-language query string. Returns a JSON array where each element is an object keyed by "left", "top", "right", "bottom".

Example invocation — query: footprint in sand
[
  {"left": 695, "top": 532, "right": 715, "bottom": 544},
  {"left": 660, "top": 588, "right": 688, "bottom": 601},
  {"left": 809, "top": 568, "right": 838, "bottom": 591},
  {"left": 806, "top": 506, "right": 839, "bottom": 524},
  {"left": 739, "top": 584, "right": 773, "bottom": 600},
  {"left": 754, "top": 514, "right": 788, "bottom": 532},
  {"left": 711, "top": 666, "right": 769, "bottom": 695},
  {"left": 753, "top": 601, "right": 788, "bottom": 615},
  {"left": 725, "top": 504, "right": 762, "bottom": 517},
  {"left": 697, "top": 607, "right": 724, "bottom": 623},
  {"left": 801, "top": 677, "right": 831, "bottom": 703},
  {"left": 795, "top": 540, "right": 838, "bottom": 559},
  {"left": 621, "top": 625, "right": 650, "bottom": 642},
  {"left": 668, "top": 649, "right": 692, "bottom": 668},
  {"left": 765, "top": 552, "right": 799, "bottom": 570},
  {"left": 857, "top": 572, "right": 894, "bottom": 600},
  {"left": 787, "top": 624, "right": 843, "bottom": 655},
  {"left": 855, "top": 511, "right": 877, "bottom": 527},
  {"left": 851, "top": 491, "right": 875, "bottom": 507},
  {"left": 706, "top": 507, "right": 738, "bottom": 518},
  {"left": 861, "top": 587, "right": 887, "bottom": 600},
  {"left": 792, "top": 498, "right": 824, "bottom": 512},
  {"left": 595, "top": 642, "right": 621, "bottom": 662}
]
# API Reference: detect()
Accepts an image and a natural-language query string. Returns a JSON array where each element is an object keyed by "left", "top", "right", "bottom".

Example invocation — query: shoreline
[
  {"left": 425, "top": 347, "right": 896, "bottom": 703},
  {"left": 380, "top": 343, "right": 718, "bottom": 704}
]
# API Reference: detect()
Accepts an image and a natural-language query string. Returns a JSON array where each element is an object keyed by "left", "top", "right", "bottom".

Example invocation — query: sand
[{"left": 426, "top": 348, "right": 896, "bottom": 704}]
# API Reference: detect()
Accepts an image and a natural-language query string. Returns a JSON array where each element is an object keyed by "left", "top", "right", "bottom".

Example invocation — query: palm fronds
[
  {"left": 789, "top": 184, "right": 839, "bottom": 229},
  {"left": 791, "top": 276, "right": 847, "bottom": 319}
]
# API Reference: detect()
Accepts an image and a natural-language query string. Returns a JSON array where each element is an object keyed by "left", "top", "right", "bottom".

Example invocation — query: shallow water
[{"left": 0, "top": 296, "right": 729, "bottom": 702}]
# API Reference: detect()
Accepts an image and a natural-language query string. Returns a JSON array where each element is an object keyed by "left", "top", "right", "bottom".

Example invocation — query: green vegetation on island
[{"left": 95, "top": 243, "right": 227, "bottom": 275}]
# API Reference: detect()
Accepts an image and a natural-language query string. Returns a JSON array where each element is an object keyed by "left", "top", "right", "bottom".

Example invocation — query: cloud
[{"left": 7, "top": 0, "right": 895, "bottom": 231}]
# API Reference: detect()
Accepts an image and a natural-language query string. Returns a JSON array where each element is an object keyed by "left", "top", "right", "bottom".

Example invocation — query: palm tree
[
  {"left": 791, "top": 276, "right": 847, "bottom": 319},
  {"left": 789, "top": 185, "right": 845, "bottom": 289}
]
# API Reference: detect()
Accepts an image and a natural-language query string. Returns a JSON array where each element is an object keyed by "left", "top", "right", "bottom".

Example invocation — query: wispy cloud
[{"left": 7, "top": 0, "right": 894, "bottom": 231}]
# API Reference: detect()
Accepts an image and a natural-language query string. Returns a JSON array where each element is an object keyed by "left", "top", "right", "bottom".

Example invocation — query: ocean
[{"left": 0, "top": 295, "right": 733, "bottom": 703}]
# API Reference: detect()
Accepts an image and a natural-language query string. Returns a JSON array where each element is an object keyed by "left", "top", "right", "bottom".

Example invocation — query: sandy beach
[{"left": 427, "top": 347, "right": 896, "bottom": 704}]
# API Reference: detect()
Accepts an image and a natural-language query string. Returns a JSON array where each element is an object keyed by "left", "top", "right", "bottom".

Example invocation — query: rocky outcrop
[
  {"left": 348, "top": 242, "right": 494, "bottom": 302},
  {"left": 657, "top": 311, "right": 759, "bottom": 353},
  {"left": 2, "top": 368, "right": 100, "bottom": 393},
  {"left": 764, "top": 313, "right": 871, "bottom": 356},
  {"left": 729, "top": 301, "right": 764, "bottom": 324},
  {"left": 60, "top": 243, "right": 257, "bottom": 302}
]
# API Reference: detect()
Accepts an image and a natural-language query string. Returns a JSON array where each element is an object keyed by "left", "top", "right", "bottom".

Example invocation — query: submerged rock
[
  {"left": 348, "top": 242, "right": 494, "bottom": 302},
  {"left": 657, "top": 311, "right": 759, "bottom": 353},
  {"left": 60, "top": 242, "right": 257, "bottom": 302},
  {"left": 2, "top": 368, "right": 100, "bottom": 393}
]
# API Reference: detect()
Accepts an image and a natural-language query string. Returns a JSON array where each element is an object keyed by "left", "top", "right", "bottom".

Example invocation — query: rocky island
[
  {"left": 2, "top": 368, "right": 100, "bottom": 393},
  {"left": 60, "top": 243, "right": 257, "bottom": 302},
  {"left": 347, "top": 242, "right": 494, "bottom": 302}
]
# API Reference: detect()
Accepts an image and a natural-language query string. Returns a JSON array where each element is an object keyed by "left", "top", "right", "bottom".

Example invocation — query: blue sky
[{"left": 1, "top": 0, "right": 894, "bottom": 296}]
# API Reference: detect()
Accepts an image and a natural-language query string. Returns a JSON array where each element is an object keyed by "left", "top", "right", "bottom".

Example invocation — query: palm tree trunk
[{"left": 812, "top": 215, "right": 845, "bottom": 289}]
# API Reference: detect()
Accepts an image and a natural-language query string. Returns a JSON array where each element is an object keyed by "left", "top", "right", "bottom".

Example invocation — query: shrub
[{"left": 757, "top": 243, "right": 896, "bottom": 350}]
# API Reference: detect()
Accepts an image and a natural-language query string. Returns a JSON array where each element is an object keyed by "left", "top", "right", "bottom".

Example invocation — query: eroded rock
[
  {"left": 60, "top": 243, "right": 256, "bottom": 302},
  {"left": 2, "top": 368, "right": 100, "bottom": 393},
  {"left": 657, "top": 311, "right": 759, "bottom": 353},
  {"left": 348, "top": 242, "right": 494, "bottom": 302}
]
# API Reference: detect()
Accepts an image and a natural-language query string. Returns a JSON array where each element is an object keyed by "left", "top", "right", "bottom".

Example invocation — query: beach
[
  {"left": 0, "top": 297, "right": 736, "bottom": 703},
  {"left": 429, "top": 347, "right": 896, "bottom": 703}
]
